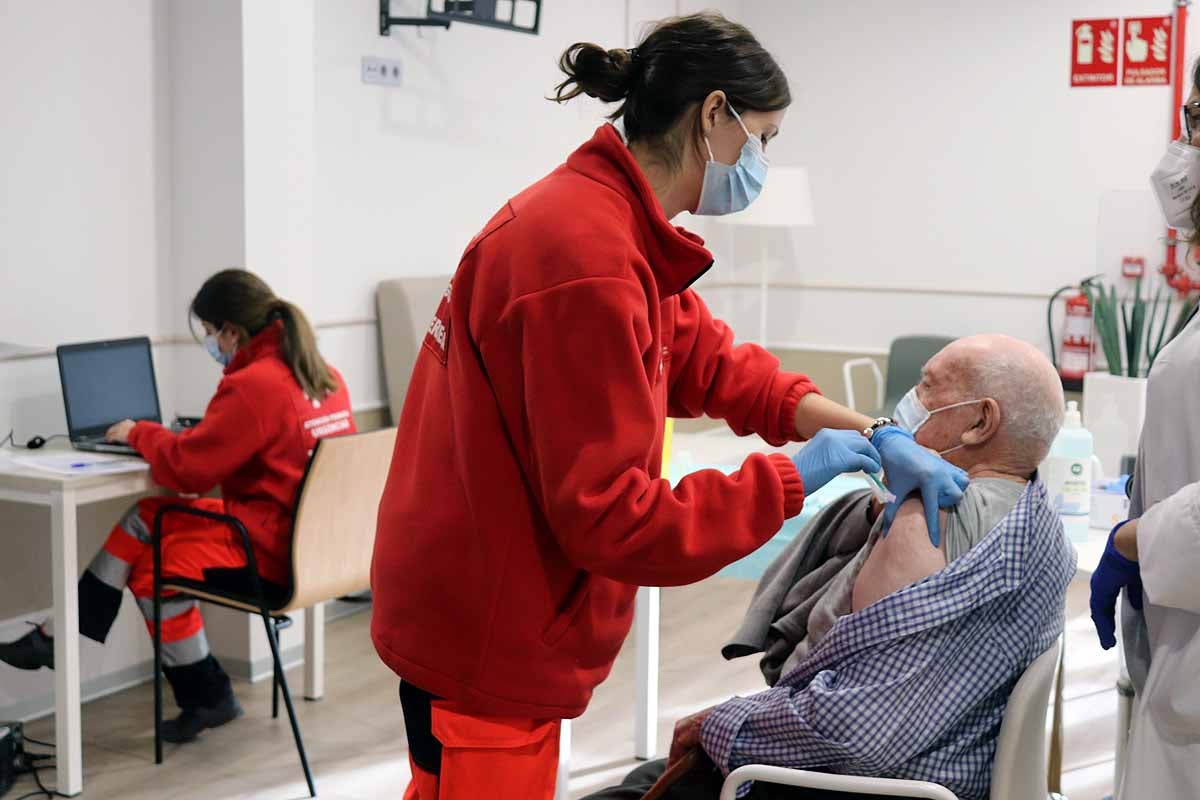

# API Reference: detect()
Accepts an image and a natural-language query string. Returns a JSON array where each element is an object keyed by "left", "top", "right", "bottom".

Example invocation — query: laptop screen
[{"left": 58, "top": 338, "right": 162, "bottom": 435}]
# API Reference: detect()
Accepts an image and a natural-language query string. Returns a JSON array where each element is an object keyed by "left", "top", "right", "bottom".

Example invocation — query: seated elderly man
[{"left": 586, "top": 335, "right": 1076, "bottom": 800}]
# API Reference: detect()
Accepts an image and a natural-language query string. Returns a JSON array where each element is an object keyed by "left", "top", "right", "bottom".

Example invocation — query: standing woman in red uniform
[
  {"left": 0, "top": 269, "right": 355, "bottom": 743},
  {"left": 371, "top": 13, "right": 966, "bottom": 799}
]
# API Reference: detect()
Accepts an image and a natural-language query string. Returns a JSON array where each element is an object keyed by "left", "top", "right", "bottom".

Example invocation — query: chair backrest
[
  {"left": 282, "top": 427, "right": 398, "bottom": 612},
  {"left": 880, "top": 336, "right": 956, "bottom": 416},
  {"left": 989, "top": 636, "right": 1062, "bottom": 800},
  {"left": 377, "top": 276, "right": 453, "bottom": 426}
]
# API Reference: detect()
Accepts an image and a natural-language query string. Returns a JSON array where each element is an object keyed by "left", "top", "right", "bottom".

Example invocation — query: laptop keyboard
[{"left": 75, "top": 436, "right": 137, "bottom": 454}]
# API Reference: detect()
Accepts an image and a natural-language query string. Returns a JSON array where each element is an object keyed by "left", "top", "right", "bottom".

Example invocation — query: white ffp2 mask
[
  {"left": 894, "top": 386, "right": 983, "bottom": 455},
  {"left": 1150, "top": 140, "right": 1200, "bottom": 230}
]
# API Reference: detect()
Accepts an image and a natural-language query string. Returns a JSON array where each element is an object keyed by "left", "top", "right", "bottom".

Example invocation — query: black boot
[
  {"left": 0, "top": 623, "right": 53, "bottom": 671},
  {"left": 161, "top": 693, "right": 244, "bottom": 743},
  {"left": 161, "top": 655, "right": 243, "bottom": 743}
]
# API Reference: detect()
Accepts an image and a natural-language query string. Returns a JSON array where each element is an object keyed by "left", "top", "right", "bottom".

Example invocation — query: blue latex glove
[
  {"left": 793, "top": 429, "right": 882, "bottom": 497},
  {"left": 872, "top": 426, "right": 969, "bottom": 547},
  {"left": 1090, "top": 520, "right": 1144, "bottom": 650}
]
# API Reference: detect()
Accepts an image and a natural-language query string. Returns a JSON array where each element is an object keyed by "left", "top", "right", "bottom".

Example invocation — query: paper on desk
[{"left": 10, "top": 452, "right": 147, "bottom": 476}]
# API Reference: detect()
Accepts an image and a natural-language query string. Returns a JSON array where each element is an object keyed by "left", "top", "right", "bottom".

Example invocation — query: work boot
[
  {"left": 0, "top": 623, "right": 53, "bottom": 671},
  {"left": 161, "top": 693, "right": 244, "bottom": 743}
]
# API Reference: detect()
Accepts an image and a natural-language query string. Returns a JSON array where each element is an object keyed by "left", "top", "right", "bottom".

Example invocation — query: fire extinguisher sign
[
  {"left": 1122, "top": 16, "right": 1172, "bottom": 86},
  {"left": 1071, "top": 19, "right": 1119, "bottom": 87}
]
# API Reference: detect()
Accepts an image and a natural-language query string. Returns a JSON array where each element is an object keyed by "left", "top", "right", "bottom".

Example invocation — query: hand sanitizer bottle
[{"left": 1042, "top": 400, "right": 1094, "bottom": 517}]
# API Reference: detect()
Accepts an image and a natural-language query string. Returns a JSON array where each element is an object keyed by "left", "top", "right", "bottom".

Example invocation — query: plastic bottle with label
[{"left": 1042, "top": 401, "right": 1094, "bottom": 517}]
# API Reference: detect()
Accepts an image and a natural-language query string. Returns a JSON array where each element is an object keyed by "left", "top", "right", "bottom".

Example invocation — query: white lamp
[{"left": 715, "top": 166, "right": 815, "bottom": 345}]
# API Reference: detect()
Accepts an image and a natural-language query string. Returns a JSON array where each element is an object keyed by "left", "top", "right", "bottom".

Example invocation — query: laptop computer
[{"left": 56, "top": 337, "right": 163, "bottom": 456}]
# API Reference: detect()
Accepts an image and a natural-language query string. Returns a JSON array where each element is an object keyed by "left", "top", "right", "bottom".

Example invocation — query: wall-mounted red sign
[
  {"left": 1071, "top": 18, "right": 1119, "bottom": 88},
  {"left": 1122, "top": 16, "right": 1172, "bottom": 86}
]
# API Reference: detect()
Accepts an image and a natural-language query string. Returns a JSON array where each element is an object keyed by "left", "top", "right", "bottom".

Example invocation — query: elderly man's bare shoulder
[
  {"left": 851, "top": 499, "right": 946, "bottom": 612},
  {"left": 850, "top": 477, "right": 1028, "bottom": 613}
]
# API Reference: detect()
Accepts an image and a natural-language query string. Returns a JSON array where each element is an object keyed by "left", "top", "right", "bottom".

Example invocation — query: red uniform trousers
[
  {"left": 76, "top": 496, "right": 263, "bottom": 708},
  {"left": 401, "top": 690, "right": 561, "bottom": 800}
]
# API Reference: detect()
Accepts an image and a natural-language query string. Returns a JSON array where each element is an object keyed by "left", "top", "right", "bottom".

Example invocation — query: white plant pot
[{"left": 1082, "top": 371, "right": 1149, "bottom": 478}]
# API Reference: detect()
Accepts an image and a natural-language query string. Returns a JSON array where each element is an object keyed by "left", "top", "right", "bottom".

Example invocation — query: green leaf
[{"left": 1087, "top": 282, "right": 1123, "bottom": 376}]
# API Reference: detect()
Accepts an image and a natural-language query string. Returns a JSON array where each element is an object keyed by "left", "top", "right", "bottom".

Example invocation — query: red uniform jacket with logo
[
  {"left": 371, "top": 125, "right": 819, "bottom": 719},
  {"left": 129, "top": 322, "right": 355, "bottom": 584}
]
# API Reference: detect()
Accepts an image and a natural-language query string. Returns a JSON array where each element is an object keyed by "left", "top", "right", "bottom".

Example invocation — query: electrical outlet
[{"left": 362, "top": 56, "right": 402, "bottom": 87}]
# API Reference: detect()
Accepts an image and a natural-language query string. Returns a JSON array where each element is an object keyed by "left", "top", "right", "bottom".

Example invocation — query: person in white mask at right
[{"left": 1091, "top": 66, "right": 1200, "bottom": 799}]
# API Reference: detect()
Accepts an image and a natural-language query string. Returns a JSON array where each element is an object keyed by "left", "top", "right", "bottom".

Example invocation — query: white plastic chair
[
  {"left": 842, "top": 358, "right": 885, "bottom": 416},
  {"left": 842, "top": 336, "right": 955, "bottom": 416},
  {"left": 719, "top": 637, "right": 1063, "bottom": 800}
]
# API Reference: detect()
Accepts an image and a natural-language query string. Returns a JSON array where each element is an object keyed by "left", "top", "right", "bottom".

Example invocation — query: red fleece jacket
[
  {"left": 129, "top": 323, "right": 355, "bottom": 584},
  {"left": 371, "top": 124, "right": 820, "bottom": 719}
]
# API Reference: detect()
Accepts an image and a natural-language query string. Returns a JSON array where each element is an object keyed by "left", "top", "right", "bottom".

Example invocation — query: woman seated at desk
[{"left": 0, "top": 269, "right": 355, "bottom": 744}]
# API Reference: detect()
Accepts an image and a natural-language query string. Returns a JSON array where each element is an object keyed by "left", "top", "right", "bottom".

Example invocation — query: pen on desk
[{"left": 70, "top": 463, "right": 89, "bottom": 469}]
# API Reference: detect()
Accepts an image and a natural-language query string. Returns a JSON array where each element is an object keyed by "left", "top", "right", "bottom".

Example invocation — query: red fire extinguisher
[
  {"left": 1048, "top": 282, "right": 1097, "bottom": 385},
  {"left": 1059, "top": 292, "right": 1093, "bottom": 380}
]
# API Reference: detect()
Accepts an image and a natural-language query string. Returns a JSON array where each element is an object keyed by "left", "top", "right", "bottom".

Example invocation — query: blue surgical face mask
[
  {"left": 694, "top": 105, "right": 768, "bottom": 216},
  {"left": 894, "top": 386, "right": 983, "bottom": 455},
  {"left": 204, "top": 334, "right": 233, "bottom": 367}
]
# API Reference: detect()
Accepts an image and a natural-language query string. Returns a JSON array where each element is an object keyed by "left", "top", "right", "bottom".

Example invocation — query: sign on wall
[
  {"left": 1122, "top": 16, "right": 1172, "bottom": 86},
  {"left": 1071, "top": 18, "right": 1119, "bottom": 87}
]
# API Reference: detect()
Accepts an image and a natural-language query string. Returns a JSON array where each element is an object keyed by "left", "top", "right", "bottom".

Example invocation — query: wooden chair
[{"left": 150, "top": 427, "right": 398, "bottom": 797}]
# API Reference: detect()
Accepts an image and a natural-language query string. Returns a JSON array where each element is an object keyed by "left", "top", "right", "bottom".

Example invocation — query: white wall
[
  {"left": 0, "top": 0, "right": 170, "bottom": 715},
  {"left": 166, "top": 0, "right": 246, "bottom": 416},
  {"left": 701, "top": 0, "right": 1200, "bottom": 357},
  {"left": 0, "top": 0, "right": 172, "bottom": 436},
  {"left": 311, "top": 0, "right": 615, "bottom": 410},
  {"left": 0, "top": 1, "right": 167, "bottom": 347},
  {"left": 310, "top": 0, "right": 740, "bottom": 411}
]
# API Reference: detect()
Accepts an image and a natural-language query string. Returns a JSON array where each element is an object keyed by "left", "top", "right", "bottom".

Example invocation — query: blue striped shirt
[{"left": 700, "top": 479, "right": 1075, "bottom": 800}]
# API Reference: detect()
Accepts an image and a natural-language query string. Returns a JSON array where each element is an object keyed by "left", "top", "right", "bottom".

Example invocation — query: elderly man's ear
[{"left": 960, "top": 398, "right": 1001, "bottom": 447}]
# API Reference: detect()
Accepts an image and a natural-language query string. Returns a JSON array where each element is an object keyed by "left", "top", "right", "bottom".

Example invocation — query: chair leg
[
  {"left": 272, "top": 655, "right": 281, "bottom": 720},
  {"left": 262, "top": 611, "right": 315, "bottom": 797},
  {"left": 270, "top": 618, "right": 280, "bottom": 719},
  {"left": 153, "top": 543, "right": 163, "bottom": 765}
]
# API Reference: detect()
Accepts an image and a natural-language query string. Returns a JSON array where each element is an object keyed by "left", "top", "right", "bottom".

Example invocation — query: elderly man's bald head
[{"left": 912, "top": 335, "right": 1064, "bottom": 475}]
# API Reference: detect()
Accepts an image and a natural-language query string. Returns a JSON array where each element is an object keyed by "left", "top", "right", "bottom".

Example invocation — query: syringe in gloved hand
[{"left": 867, "top": 472, "right": 896, "bottom": 504}]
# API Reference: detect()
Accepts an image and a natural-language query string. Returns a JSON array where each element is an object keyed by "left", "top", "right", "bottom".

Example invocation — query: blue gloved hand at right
[
  {"left": 793, "top": 429, "right": 882, "bottom": 497},
  {"left": 872, "top": 426, "right": 969, "bottom": 547},
  {"left": 1090, "top": 520, "right": 1144, "bottom": 650}
]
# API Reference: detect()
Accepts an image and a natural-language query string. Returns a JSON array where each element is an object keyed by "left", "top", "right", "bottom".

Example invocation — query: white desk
[
  {"left": 0, "top": 447, "right": 153, "bottom": 797},
  {"left": 1067, "top": 515, "right": 1134, "bottom": 794},
  {"left": 1070, "top": 524, "right": 1109, "bottom": 576}
]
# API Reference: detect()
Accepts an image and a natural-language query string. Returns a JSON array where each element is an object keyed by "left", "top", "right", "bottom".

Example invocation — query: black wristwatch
[{"left": 862, "top": 417, "right": 896, "bottom": 441}]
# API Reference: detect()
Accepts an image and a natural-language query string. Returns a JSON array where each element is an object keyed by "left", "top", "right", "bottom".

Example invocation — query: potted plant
[{"left": 1082, "top": 278, "right": 1195, "bottom": 475}]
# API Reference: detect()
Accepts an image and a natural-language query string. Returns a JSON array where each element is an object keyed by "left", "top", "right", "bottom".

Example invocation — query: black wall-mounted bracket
[
  {"left": 379, "top": 0, "right": 451, "bottom": 35},
  {"left": 428, "top": 0, "right": 541, "bottom": 35}
]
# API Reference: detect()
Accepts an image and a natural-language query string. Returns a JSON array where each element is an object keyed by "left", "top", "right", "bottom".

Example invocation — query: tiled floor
[{"left": 12, "top": 575, "right": 1119, "bottom": 799}]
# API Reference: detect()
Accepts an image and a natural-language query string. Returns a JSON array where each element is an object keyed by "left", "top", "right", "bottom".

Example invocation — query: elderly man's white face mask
[{"left": 894, "top": 387, "right": 984, "bottom": 456}]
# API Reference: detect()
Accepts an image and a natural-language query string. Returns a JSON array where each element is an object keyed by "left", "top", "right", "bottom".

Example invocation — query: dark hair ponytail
[
  {"left": 554, "top": 43, "right": 638, "bottom": 104},
  {"left": 270, "top": 298, "right": 338, "bottom": 400},
  {"left": 191, "top": 269, "right": 339, "bottom": 400},
  {"left": 553, "top": 12, "right": 790, "bottom": 169}
]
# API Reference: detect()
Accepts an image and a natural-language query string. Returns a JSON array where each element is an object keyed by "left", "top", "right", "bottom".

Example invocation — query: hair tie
[{"left": 627, "top": 47, "right": 640, "bottom": 63}]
